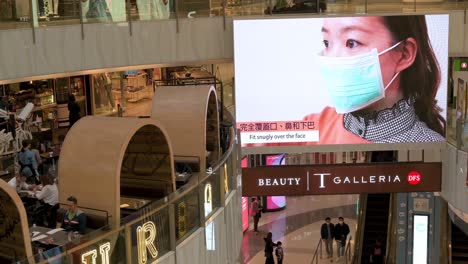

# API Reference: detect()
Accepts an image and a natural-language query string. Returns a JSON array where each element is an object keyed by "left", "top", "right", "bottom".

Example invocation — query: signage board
[
  {"left": 242, "top": 162, "right": 441, "bottom": 196},
  {"left": 234, "top": 15, "right": 448, "bottom": 147}
]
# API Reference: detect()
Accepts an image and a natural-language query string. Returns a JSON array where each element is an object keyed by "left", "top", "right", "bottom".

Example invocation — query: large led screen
[
  {"left": 265, "top": 154, "right": 286, "bottom": 210},
  {"left": 234, "top": 15, "right": 448, "bottom": 147},
  {"left": 412, "top": 215, "right": 429, "bottom": 263}
]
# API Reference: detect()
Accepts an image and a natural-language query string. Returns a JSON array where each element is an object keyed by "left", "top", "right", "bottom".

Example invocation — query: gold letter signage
[
  {"left": 81, "top": 242, "right": 111, "bottom": 264},
  {"left": 177, "top": 202, "right": 187, "bottom": 238},
  {"left": 204, "top": 183, "right": 213, "bottom": 217},
  {"left": 137, "top": 221, "right": 158, "bottom": 264}
]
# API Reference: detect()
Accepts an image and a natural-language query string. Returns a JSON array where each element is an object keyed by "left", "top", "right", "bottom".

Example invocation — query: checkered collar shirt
[{"left": 343, "top": 97, "right": 444, "bottom": 143}]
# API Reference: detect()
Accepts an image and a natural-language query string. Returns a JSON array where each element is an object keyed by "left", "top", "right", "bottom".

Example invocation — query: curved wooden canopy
[
  {"left": 0, "top": 179, "right": 33, "bottom": 262},
  {"left": 58, "top": 116, "right": 175, "bottom": 227},
  {"left": 151, "top": 85, "right": 220, "bottom": 173}
]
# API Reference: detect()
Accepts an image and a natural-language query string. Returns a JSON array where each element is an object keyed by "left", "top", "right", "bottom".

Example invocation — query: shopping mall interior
[{"left": 0, "top": 1, "right": 467, "bottom": 264}]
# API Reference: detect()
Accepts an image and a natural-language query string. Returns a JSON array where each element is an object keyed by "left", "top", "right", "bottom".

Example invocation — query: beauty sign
[{"left": 242, "top": 162, "right": 441, "bottom": 196}]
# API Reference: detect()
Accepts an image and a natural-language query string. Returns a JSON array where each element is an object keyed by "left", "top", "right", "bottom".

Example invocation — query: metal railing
[
  {"left": 385, "top": 194, "right": 397, "bottom": 264},
  {"left": 310, "top": 238, "right": 323, "bottom": 264},
  {"left": 1, "top": 0, "right": 467, "bottom": 43},
  {"left": 352, "top": 194, "right": 368, "bottom": 264}
]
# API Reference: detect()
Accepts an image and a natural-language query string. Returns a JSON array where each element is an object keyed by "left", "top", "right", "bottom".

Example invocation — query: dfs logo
[{"left": 407, "top": 171, "right": 422, "bottom": 185}]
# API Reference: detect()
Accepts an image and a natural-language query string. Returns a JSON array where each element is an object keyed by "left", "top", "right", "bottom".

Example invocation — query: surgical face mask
[{"left": 317, "top": 41, "right": 403, "bottom": 114}]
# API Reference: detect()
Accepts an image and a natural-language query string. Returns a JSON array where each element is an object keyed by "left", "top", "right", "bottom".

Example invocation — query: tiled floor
[{"left": 240, "top": 195, "right": 359, "bottom": 264}]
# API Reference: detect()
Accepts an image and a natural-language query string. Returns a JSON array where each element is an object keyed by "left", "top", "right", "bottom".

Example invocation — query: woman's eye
[
  {"left": 323, "top": 40, "right": 329, "bottom": 48},
  {"left": 346, "top": 39, "right": 360, "bottom": 48}
]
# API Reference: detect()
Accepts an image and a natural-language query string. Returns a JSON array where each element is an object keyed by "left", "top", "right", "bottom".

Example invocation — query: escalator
[
  {"left": 359, "top": 193, "right": 390, "bottom": 264},
  {"left": 452, "top": 222, "right": 468, "bottom": 263}
]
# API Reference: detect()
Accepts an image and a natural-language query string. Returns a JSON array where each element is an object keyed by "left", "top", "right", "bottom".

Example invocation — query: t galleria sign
[{"left": 242, "top": 162, "right": 441, "bottom": 196}]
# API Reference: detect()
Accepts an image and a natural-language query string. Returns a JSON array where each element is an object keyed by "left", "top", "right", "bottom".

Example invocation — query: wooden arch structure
[
  {"left": 58, "top": 116, "right": 175, "bottom": 227},
  {"left": 151, "top": 85, "right": 220, "bottom": 174},
  {"left": 0, "top": 179, "right": 33, "bottom": 262}
]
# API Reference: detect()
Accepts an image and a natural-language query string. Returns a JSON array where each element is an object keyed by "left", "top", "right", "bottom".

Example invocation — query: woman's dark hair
[
  {"left": 21, "top": 140, "right": 30, "bottom": 151},
  {"left": 69, "top": 94, "right": 76, "bottom": 102},
  {"left": 40, "top": 175, "right": 53, "bottom": 186},
  {"left": 383, "top": 15, "right": 445, "bottom": 135}
]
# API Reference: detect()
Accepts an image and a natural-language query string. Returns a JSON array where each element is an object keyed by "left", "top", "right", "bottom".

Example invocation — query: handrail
[
  {"left": 352, "top": 194, "right": 368, "bottom": 264},
  {"left": 345, "top": 236, "right": 353, "bottom": 264},
  {"left": 310, "top": 238, "right": 323, "bottom": 264},
  {"left": 385, "top": 193, "right": 397, "bottom": 264}
]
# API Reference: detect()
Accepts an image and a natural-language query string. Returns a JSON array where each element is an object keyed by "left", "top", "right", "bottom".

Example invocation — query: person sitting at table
[
  {"left": 33, "top": 175, "right": 59, "bottom": 228},
  {"left": 19, "top": 140, "right": 40, "bottom": 183},
  {"left": 8, "top": 172, "right": 34, "bottom": 193},
  {"left": 61, "top": 196, "right": 87, "bottom": 234}
]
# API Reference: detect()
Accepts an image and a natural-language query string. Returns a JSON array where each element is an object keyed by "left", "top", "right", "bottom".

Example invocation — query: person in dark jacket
[
  {"left": 321, "top": 217, "right": 335, "bottom": 259},
  {"left": 62, "top": 196, "right": 87, "bottom": 234},
  {"left": 264, "top": 232, "right": 277, "bottom": 264},
  {"left": 68, "top": 94, "right": 81, "bottom": 127},
  {"left": 334, "top": 217, "right": 350, "bottom": 259}
]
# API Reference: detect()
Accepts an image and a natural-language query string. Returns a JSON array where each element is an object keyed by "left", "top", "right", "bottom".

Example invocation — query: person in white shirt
[
  {"left": 8, "top": 173, "right": 34, "bottom": 193},
  {"left": 33, "top": 175, "right": 59, "bottom": 228}
]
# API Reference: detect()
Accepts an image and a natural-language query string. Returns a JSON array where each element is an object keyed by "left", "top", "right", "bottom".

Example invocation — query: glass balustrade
[{"left": 1, "top": 0, "right": 467, "bottom": 31}]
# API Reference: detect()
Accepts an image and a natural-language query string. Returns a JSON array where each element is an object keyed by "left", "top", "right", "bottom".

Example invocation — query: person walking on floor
[
  {"left": 264, "top": 232, "right": 277, "bottom": 264},
  {"left": 321, "top": 216, "right": 335, "bottom": 259},
  {"left": 334, "top": 217, "right": 350, "bottom": 260},
  {"left": 275, "top": 241, "right": 284, "bottom": 264},
  {"left": 250, "top": 197, "right": 262, "bottom": 234}
]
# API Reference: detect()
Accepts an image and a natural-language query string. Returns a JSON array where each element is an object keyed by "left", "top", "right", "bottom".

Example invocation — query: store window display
[
  {"left": 55, "top": 76, "right": 87, "bottom": 128},
  {"left": 92, "top": 73, "right": 117, "bottom": 115},
  {"left": 137, "top": 0, "right": 170, "bottom": 20},
  {"left": 81, "top": 0, "right": 126, "bottom": 22},
  {"left": 91, "top": 70, "right": 155, "bottom": 117}
]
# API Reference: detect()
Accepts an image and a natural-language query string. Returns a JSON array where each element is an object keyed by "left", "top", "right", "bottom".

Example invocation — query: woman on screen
[{"left": 305, "top": 15, "right": 445, "bottom": 143}]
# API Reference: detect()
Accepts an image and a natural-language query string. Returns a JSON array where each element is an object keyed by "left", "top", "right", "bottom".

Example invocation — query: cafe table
[{"left": 30, "top": 226, "right": 70, "bottom": 247}]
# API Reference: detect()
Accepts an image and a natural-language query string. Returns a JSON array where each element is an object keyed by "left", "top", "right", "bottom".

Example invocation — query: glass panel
[
  {"left": 91, "top": 73, "right": 118, "bottom": 116},
  {"left": 133, "top": 0, "right": 172, "bottom": 21},
  {"left": 223, "top": 155, "right": 232, "bottom": 196},
  {"left": 177, "top": 0, "right": 212, "bottom": 18},
  {"left": 34, "top": 0, "right": 82, "bottom": 27},
  {"left": 125, "top": 207, "right": 171, "bottom": 263},
  {"left": 201, "top": 171, "right": 220, "bottom": 219},
  {"left": 0, "top": 0, "right": 32, "bottom": 30},
  {"left": 174, "top": 187, "right": 200, "bottom": 242},
  {"left": 66, "top": 229, "right": 125, "bottom": 264},
  {"left": 55, "top": 78, "right": 69, "bottom": 104},
  {"left": 82, "top": 0, "right": 127, "bottom": 24}
]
